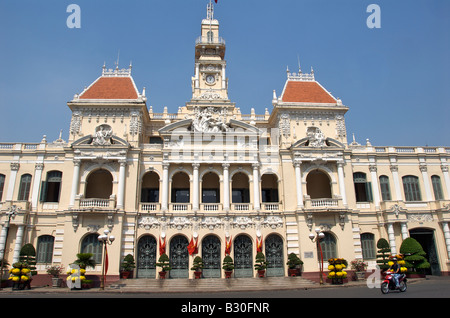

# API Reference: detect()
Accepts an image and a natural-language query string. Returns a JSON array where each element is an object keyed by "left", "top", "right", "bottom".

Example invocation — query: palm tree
[{"left": 73, "top": 253, "right": 96, "bottom": 269}]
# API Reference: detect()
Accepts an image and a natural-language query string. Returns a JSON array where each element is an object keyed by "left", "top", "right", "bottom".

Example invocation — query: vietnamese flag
[{"left": 188, "top": 236, "right": 198, "bottom": 255}]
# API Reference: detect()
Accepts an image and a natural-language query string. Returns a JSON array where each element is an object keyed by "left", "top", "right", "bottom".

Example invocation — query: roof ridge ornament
[
  {"left": 287, "top": 66, "right": 315, "bottom": 82},
  {"left": 102, "top": 63, "right": 132, "bottom": 77}
]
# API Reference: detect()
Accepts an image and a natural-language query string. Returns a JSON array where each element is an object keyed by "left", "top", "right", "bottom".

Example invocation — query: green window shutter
[
  {"left": 366, "top": 182, "right": 373, "bottom": 202},
  {"left": 39, "top": 181, "right": 48, "bottom": 202}
]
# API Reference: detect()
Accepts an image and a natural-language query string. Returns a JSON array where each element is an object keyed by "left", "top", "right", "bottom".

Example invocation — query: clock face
[{"left": 206, "top": 74, "right": 215, "bottom": 84}]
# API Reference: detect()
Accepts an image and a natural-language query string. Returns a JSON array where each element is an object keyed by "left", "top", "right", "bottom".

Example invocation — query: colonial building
[{"left": 1, "top": 2, "right": 449, "bottom": 284}]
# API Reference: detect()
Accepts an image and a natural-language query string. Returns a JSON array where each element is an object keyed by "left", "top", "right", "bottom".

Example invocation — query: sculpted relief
[{"left": 191, "top": 106, "right": 229, "bottom": 133}]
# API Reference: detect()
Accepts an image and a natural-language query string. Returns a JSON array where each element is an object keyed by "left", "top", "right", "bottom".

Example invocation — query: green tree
[
  {"left": 19, "top": 243, "right": 37, "bottom": 275},
  {"left": 399, "top": 237, "right": 430, "bottom": 273}
]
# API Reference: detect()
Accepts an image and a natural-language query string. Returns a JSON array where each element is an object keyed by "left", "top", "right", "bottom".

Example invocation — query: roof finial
[
  {"left": 297, "top": 54, "right": 302, "bottom": 73},
  {"left": 207, "top": 0, "right": 214, "bottom": 20}
]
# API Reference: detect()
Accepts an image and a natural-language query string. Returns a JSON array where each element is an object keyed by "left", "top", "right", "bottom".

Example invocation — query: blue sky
[{"left": 0, "top": 0, "right": 449, "bottom": 146}]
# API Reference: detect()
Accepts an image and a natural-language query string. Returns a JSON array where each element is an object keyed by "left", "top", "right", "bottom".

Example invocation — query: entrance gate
[
  {"left": 410, "top": 228, "right": 441, "bottom": 275},
  {"left": 137, "top": 235, "right": 157, "bottom": 278},
  {"left": 202, "top": 235, "right": 221, "bottom": 278},
  {"left": 234, "top": 235, "right": 253, "bottom": 278},
  {"left": 265, "top": 234, "right": 284, "bottom": 277},
  {"left": 170, "top": 235, "right": 189, "bottom": 278}
]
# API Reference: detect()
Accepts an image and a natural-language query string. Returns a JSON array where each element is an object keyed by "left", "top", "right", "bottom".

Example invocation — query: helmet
[{"left": 392, "top": 257, "right": 398, "bottom": 261}]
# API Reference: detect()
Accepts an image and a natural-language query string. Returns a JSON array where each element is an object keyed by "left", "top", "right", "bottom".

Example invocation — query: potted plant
[
  {"left": 8, "top": 262, "right": 32, "bottom": 290},
  {"left": 121, "top": 254, "right": 136, "bottom": 279},
  {"left": 0, "top": 259, "right": 10, "bottom": 288},
  {"left": 46, "top": 265, "right": 64, "bottom": 287},
  {"left": 286, "top": 253, "right": 303, "bottom": 276},
  {"left": 191, "top": 256, "right": 204, "bottom": 279},
  {"left": 254, "top": 252, "right": 267, "bottom": 278},
  {"left": 156, "top": 253, "right": 171, "bottom": 279},
  {"left": 70, "top": 253, "right": 95, "bottom": 289},
  {"left": 376, "top": 238, "right": 391, "bottom": 273},
  {"left": 350, "top": 259, "right": 367, "bottom": 281},
  {"left": 327, "top": 258, "right": 348, "bottom": 284},
  {"left": 222, "top": 255, "right": 234, "bottom": 278}
]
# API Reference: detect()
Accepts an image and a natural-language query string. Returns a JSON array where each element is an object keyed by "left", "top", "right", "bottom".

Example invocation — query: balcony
[
  {"left": 74, "top": 195, "right": 116, "bottom": 211},
  {"left": 304, "top": 196, "right": 345, "bottom": 210},
  {"left": 195, "top": 36, "right": 225, "bottom": 46},
  {"left": 139, "top": 202, "right": 161, "bottom": 212}
]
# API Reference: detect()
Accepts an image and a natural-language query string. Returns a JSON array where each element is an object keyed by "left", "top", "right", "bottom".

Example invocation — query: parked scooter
[{"left": 381, "top": 270, "right": 407, "bottom": 294}]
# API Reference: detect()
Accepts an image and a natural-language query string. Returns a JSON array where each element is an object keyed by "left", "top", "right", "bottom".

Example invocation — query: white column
[
  {"left": 337, "top": 161, "right": 348, "bottom": 207},
  {"left": 69, "top": 160, "right": 81, "bottom": 208},
  {"left": 31, "top": 163, "right": 44, "bottom": 211},
  {"left": 12, "top": 225, "right": 25, "bottom": 263},
  {"left": 252, "top": 163, "right": 260, "bottom": 211},
  {"left": 420, "top": 164, "right": 433, "bottom": 201},
  {"left": 195, "top": 63, "right": 199, "bottom": 89},
  {"left": 441, "top": 165, "right": 450, "bottom": 199},
  {"left": 401, "top": 222, "right": 409, "bottom": 240},
  {"left": 294, "top": 161, "right": 303, "bottom": 209},
  {"left": 117, "top": 160, "right": 127, "bottom": 209},
  {"left": 222, "top": 64, "right": 226, "bottom": 89},
  {"left": 161, "top": 163, "right": 170, "bottom": 211},
  {"left": 192, "top": 163, "right": 200, "bottom": 211},
  {"left": 222, "top": 163, "right": 230, "bottom": 211},
  {"left": 369, "top": 164, "right": 381, "bottom": 208},
  {"left": 441, "top": 222, "right": 450, "bottom": 260},
  {"left": 0, "top": 224, "right": 9, "bottom": 260},
  {"left": 6, "top": 163, "right": 19, "bottom": 201},
  {"left": 390, "top": 165, "right": 403, "bottom": 201},
  {"left": 387, "top": 223, "right": 397, "bottom": 255}
]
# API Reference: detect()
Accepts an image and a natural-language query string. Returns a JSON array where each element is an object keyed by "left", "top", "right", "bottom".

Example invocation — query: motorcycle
[{"left": 381, "top": 270, "right": 407, "bottom": 294}]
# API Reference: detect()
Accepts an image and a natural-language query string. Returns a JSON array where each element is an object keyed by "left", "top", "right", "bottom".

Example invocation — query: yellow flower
[
  {"left": 328, "top": 271, "right": 336, "bottom": 277},
  {"left": 12, "top": 276, "right": 20, "bottom": 282},
  {"left": 21, "top": 268, "right": 30, "bottom": 274},
  {"left": 21, "top": 275, "right": 29, "bottom": 282},
  {"left": 398, "top": 260, "right": 405, "bottom": 265},
  {"left": 71, "top": 269, "right": 77, "bottom": 274},
  {"left": 335, "top": 264, "right": 342, "bottom": 271},
  {"left": 11, "top": 268, "right": 20, "bottom": 275},
  {"left": 336, "top": 271, "right": 343, "bottom": 277},
  {"left": 80, "top": 269, "right": 86, "bottom": 275},
  {"left": 80, "top": 276, "right": 86, "bottom": 281},
  {"left": 388, "top": 261, "right": 394, "bottom": 266},
  {"left": 328, "top": 265, "right": 335, "bottom": 270},
  {"left": 342, "top": 271, "right": 347, "bottom": 278},
  {"left": 401, "top": 267, "right": 407, "bottom": 273}
]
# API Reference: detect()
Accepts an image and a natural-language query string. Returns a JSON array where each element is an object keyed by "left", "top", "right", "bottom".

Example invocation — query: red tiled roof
[
  {"left": 79, "top": 77, "right": 138, "bottom": 100},
  {"left": 281, "top": 81, "right": 336, "bottom": 104}
]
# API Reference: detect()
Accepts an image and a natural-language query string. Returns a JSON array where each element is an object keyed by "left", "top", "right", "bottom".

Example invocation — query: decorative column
[
  {"left": 387, "top": 223, "right": 397, "bottom": 255},
  {"left": 69, "top": 160, "right": 81, "bottom": 208},
  {"left": 31, "top": 162, "right": 44, "bottom": 211},
  {"left": 420, "top": 164, "right": 433, "bottom": 201},
  {"left": 117, "top": 159, "right": 127, "bottom": 209},
  {"left": 161, "top": 163, "right": 170, "bottom": 211},
  {"left": 252, "top": 163, "right": 260, "bottom": 211},
  {"left": 192, "top": 163, "right": 200, "bottom": 211},
  {"left": 390, "top": 165, "right": 403, "bottom": 201},
  {"left": 369, "top": 164, "right": 381, "bottom": 209},
  {"left": 222, "top": 163, "right": 230, "bottom": 211},
  {"left": 441, "top": 165, "right": 450, "bottom": 199},
  {"left": 294, "top": 161, "right": 303, "bottom": 209},
  {"left": 401, "top": 222, "right": 409, "bottom": 240},
  {"left": 12, "top": 224, "right": 25, "bottom": 263},
  {"left": 337, "top": 161, "right": 348, "bottom": 207},
  {"left": 6, "top": 163, "right": 19, "bottom": 201},
  {"left": 441, "top": 222, "right": 450, "bottom": 260}
]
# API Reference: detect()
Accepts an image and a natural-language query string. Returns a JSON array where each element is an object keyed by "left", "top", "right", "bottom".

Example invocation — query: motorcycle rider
[{"left": 388, "top": 257, "right": 401, "bottom": 289}]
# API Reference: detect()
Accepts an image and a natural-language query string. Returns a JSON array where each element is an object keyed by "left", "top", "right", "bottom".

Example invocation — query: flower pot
[
  {"left": 257, "top": 270, "right": 266, "bottom": 278},
  {"left": 224, "top": 271, "right": 233, "bottom": 279},
  {"left": 194, "top": 271, "right": 202, "bottom": 279},
  {"left": 159, "top": 271, "right": 167, "bottom": 279},
  {"left": 51, "top": 277, "right": 62, "bottom": 287},
  {"left": 355, "top": 271, "right": 366, "bottom": 281},
  {"left": 121, "top": 271, "right": 131, "bottom": 279},
  {"left": 288, "top": 268, "right": 297, "bottom": 277}
]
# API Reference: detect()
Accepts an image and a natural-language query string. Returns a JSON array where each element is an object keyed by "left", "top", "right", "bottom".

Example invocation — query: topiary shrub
[
  {"left": 376, "top": 238, "right": 391, "bottom": 271},
  {"left": 399, "top": 237, "right": 430, "bottom": 273}
]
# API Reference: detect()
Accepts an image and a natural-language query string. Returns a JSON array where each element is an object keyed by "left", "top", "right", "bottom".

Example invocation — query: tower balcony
[{"left": 195, "top": 36, "right": 225, "bottom": 46}]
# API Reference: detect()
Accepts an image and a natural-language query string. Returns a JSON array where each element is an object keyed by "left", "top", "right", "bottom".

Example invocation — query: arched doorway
[
  {"left": 85, "top": 169, "right": 113, "bottom": 199},
  {"left": 409, "top": 228, "right": 441, "bottom": 275},
  {"left": 265, "top": 234, "right": 284, "bottom": 277},
  {"left": 170, "top": 235, "right": 189, "bottom": 278},
  {"left": 141, "top": 171, "right": 159, "bottom": 203},
  {"left": 234, "top": 235, "right": 253, "bottom": 278},
  {"left": 202, "top": 235, "right": 221, "bottom": 278},
  {"left": 232, "top": 172, "right": 250, "bottom": 203},
  {"left": 306, "top": 170, "right": 332, "bottom": 199},
  {"left": 137, "top": 235, "right": 157, "bottom": 278},
  {"left": 202, "top": 172, "right": 220, "bottom": 203}
]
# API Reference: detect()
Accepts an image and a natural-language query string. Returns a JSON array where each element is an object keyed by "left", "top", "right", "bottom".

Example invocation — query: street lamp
[
  {"left": 0, "top": 205, "right": 18, "bottom": 290},
  {"left": 309, "top": 227, "right": 325, "bottom": 285},
  {"left": 98, "top": 229, "right": 115, "bottom": 290}
]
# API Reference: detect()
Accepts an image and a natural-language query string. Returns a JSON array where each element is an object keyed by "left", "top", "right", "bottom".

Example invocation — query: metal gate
[
  {"left": 170, "top": 235, "right": 189, "bottom": 278},
  {"left": 234, "top": 235, "right": 253, "bottom": 278},
  {"left": 265, "top": 234, "right": 284, "bottom": 277},
  {"left": 202, "top": 235, "right": 221, "bottom": 278},
  {"left": 137, "top": 235, "right": 157, "bottom": 278}
]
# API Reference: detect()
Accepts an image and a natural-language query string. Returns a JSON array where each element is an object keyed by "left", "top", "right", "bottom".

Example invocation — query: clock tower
[{"left": 188, "top": 1, "right": 233, "bottom": 109}]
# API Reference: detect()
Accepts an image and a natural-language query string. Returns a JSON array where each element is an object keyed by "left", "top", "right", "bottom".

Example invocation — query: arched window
[
  {"left": 0, "top": 174, "right": 5, "bottom": 202},
  {"left": 18, "top": 174, "right": 32, "bottom": 201},
  {"left": 319, "top": 232, "right": 337, "bottom": 261},
  {"left": 431, "top": 175, "right": 444, "bottom": 201},
  {"left": 353, "top": 172, "right": 373, "bottom": 202},
  {"left": 80, "top": 233, "right": 102, "bottom": 265},
  {"left": 261, "top": 174, "right": 279, "bottom": 203},
  {"left": 141, "top": 171, "right": 159, "bottom": 203},
  {"left": 379, "top": 175, "right": 391, "bottom": 201},
  {"left": 306, "top": 170, "right": 332, "bottom": 199},
  {"left": 40, "top": 171, "right": 62, "bottom": 202},
  {"left": 360, "top": 233, "right": 376, "bottom": 260},
  {"left": 171, "top": 172, "right": 190, "bottom": 203},
  {"left": 85, "top": 169, "right": 113, "bottom": 199},
  {"left": 202, "top": 172, "right": 220, "bottom": 203},
  {"left": 36, "top": 235, "right": 55, "bottom": 264},
  {"left": 232, "top": 172, "right": 249, "bottom": 203},
  {"left": 402, "top": 175, "right": 422, "bottom": 201}
]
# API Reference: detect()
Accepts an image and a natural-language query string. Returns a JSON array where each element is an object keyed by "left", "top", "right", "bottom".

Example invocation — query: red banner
[
  {"left": 188, "top": 236, "right": 198, "bottom": 255},
  {"left": 159, "top": 236, "right": 166, "bottom": 255},
  {"left": 225, "top": 235, "right": 232, "bottom": 255},
  {"left": 104, "top": 244, "right": 109, "bottom": 275},
  {"left": 256, "top": 235, "right": 263, "bottom": 253}
]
